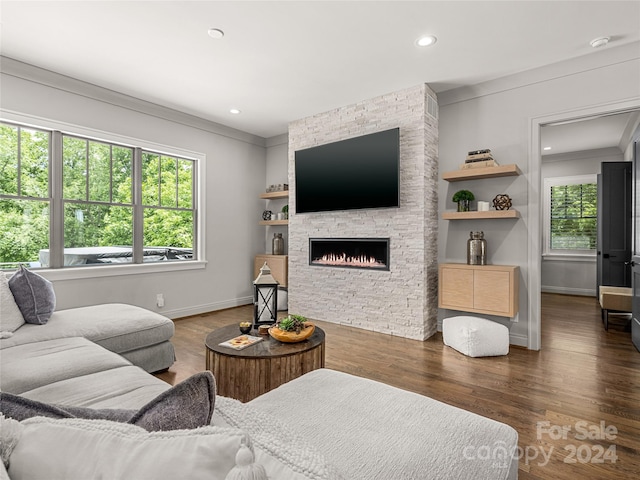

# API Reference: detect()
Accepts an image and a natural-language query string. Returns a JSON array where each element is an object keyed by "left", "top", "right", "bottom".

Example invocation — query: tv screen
[{"left": 294, "top": 128, "right": 400, "bottom": 213}]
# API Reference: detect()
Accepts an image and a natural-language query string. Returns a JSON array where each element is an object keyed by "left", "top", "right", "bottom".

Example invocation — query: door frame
[{"left": 528, "top": 98, "right": 640, "bottom": 351}]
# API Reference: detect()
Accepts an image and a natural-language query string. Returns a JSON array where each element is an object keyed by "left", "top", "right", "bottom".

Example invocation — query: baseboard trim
[
  {"left": 162, "top": 296, "right": 253, "bottom": 319},
  {"left": 542, "top": 286, "right": 596, "bottom": 297}
]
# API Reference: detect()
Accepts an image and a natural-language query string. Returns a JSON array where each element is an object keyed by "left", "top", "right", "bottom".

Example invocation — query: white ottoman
[{"left": 442, "top": 316, "right": 509, "bottom": 357}]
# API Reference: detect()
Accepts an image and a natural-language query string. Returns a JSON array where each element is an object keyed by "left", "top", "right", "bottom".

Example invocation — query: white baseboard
[
  {"left": 541, "top": 286, "right": 596, "bottom": 297},
  {"left": 161, "top": 296, "right": 253, "bottom": 319}
]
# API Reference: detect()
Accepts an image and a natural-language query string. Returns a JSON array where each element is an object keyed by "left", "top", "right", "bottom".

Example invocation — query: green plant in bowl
[{"left": 276, "top": 314, "right": 307, "bottom": 334}]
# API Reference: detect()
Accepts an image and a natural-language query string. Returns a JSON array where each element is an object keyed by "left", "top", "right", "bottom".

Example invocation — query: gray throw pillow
[
  {"left": 7, "top": 266, "right": 56, "bottom": 325},
  {"left": 0, "top": 371, "right": 216, "bottom": 431}
]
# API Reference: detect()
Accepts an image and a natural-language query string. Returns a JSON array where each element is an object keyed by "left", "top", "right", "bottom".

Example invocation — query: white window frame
[
  {"left": 0, "top": 113, "right": 207, "bottom": 281},
  {"left": 543, "top": 174, "right": 597, "bottom": 260}
]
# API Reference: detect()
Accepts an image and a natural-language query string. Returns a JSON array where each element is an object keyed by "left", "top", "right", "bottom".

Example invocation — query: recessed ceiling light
[
  {"left": 543, "top": 146, "right": 552, "bottom": 151},
  {"left": 590, "top": 36, "right": 610, "bottom": 48},
  {"left": 229, "top": 108, "right": 241, "bottom": 115},
  {"left": 208, "top": 28, "right": 224, "bottom": 39},
  {"left": 416, "top": 35, "right": 437, "bottom": 47}
]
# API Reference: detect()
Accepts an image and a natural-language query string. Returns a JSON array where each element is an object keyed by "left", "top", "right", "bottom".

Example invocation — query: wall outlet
[{"left": 156, "top": 293, "right": 164, "bottom": 308}]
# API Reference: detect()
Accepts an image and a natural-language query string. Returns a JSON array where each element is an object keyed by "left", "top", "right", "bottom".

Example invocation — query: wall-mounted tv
[{"left": 294, "top": 127, "right": 400, "bottom": 214}]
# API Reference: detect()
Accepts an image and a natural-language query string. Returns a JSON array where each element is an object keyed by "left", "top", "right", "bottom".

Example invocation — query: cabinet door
[
  {"left": 474, "top": 270, "right": 512, "bottom": 316},
  {"left": 254, "top": 255, "right": 288, "bottom": 287},
  {"left": 440, "top": 267, "right": 474, "bottom": 310}
]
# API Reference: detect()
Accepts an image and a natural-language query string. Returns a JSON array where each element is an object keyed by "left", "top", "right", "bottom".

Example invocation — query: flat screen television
[{"left": 294, "top": 128, "right": 400, "bottom": 213}]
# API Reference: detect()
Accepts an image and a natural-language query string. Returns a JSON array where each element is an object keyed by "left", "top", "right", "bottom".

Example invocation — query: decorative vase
[
  {"left": 272, "top": 233, "right": 284, "bottom": 255},
  {"left": 457, "top": 200, "right": 470, "bottom": 212},
  {"left": 467, "top": 231, "right": 487, "bottom": 265}
]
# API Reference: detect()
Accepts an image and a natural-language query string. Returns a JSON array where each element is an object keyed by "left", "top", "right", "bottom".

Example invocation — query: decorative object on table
[
  {"left": 239, "top": 322, "right": 252, "bottom": 334},
  {"left": 272, "top": 233, "right": 284, "bottom": 255},
  {"left": 253, "top": 262, "right": 279, "bottom": 328},
  {"left": 492, "top": 194, "right": 512, "bottom": 210},
  {"left": 477, "top": 201, "right": 490, "bottom": 211},
  {"left": 269, "top": 314, "right": 315, "bottom": 343},
  {"left": 281, "top": 204, "right": 289, "bottom": 220},
  {"left": 467, "top": 231, "right": 487, "bottom": 265},
  {"left": 262, "top": 210, "right": 272, "bottom": 221},
  {"left": 452, "top": 189, "right": 475, "bottom": 212},
  {"left": 218, "top": 334, "right": 263, "bottom": 350},
  {"left": 258, "top": 324, "right": 270, "bottom": 335}
]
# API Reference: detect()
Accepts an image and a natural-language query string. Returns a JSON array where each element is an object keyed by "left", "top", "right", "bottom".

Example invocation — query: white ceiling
[
  {"left": 541, "top": 111, "right": 640, "bottom": 157},
  {"left": 1, "top": 1, "right": 639, "bottom": 139}
]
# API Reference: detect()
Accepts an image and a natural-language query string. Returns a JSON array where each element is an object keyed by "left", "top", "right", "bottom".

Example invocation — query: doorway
[{"left": 528, "top": 100, "right": 640, "bottom": 350}]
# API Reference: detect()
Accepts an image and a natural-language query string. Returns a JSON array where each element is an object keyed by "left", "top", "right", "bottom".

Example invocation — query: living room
[{"left": 1, "top": 2, "right": 639, "bottom": 479}]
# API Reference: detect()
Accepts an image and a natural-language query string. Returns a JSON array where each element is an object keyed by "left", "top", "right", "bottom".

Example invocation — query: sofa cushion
[
  {"left": 0, "top": 371, "right": 216, "bottom": 431},
  {"left": 0, "top": 272, "right": 24, "bottom": 336},
  {"left": 0, "top": 303, "right": 174, "bottom": 354},
  {"left": 0, "top": 337, "right": 132, "bottom": 395},
  {"left": 3, "top": 415, "right": 255, "bottom": 480},
  {"left": 7, "top": 265, "right": 56, "bottom": 325},
  {"left": 20, "top": 365, "right": 171, "bottom": 409}
]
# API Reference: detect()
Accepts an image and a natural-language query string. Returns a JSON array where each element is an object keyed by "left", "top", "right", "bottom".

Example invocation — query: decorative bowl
[
  {"left": 268, "top": 323, "right": 315, "bottom": 343},
  {"left": 239, "top": 322, "right": 252, "bottom": 334}
]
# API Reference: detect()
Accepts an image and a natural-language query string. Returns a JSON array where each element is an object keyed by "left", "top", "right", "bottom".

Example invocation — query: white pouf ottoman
[{"left": 442, "top": 316, "right": 509, "bottom": 357}]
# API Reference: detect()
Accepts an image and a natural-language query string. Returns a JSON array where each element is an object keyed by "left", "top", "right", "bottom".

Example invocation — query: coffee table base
[{"left": 206, "top": 338, "right": 325, "bottom": 402}]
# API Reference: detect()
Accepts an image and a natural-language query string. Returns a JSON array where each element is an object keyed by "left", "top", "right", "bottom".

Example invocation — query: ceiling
[
  {"left": 1, "top": 1, "right": 639, "bottom": 139},
  {"left": 541, "top": 110, "right": 640, "bottom": 157}
]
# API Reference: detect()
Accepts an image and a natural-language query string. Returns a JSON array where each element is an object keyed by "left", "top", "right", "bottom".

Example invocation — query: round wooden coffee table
[{"left": 205, "top": 324, "right": 325, "bottom": 402}]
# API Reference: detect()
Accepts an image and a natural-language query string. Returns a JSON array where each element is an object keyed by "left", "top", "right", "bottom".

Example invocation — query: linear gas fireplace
[{"left": 309, "top": 238, "right": 390, "bottom": 271}]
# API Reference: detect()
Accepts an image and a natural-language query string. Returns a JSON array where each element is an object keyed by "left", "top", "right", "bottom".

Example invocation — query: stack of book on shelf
[{"left": 461, "top": 149, "right": 497, "bottom": 169}]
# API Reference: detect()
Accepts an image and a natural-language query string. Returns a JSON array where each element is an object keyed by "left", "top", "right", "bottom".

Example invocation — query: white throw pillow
[
  {"left": 6, "top": 416, "right": 255, "bottom": 480},
  {"left": 0, "top": 272, "right": 25, "bottom": 336}
]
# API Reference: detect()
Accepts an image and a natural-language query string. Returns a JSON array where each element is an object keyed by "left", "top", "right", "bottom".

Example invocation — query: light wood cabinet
[
  {"left": 254, "top": 254, "right": 288, "bottom": 287},
  {"left": 439, "top": 263, "right": 519, "bottom": 317}
]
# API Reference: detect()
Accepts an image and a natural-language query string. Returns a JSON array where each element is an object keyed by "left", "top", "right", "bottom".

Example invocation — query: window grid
[
  {"left": 545, "top": 176, "right": 597, "bottom": 255},
  {"left": 0, "top": 121, "right": 197, "bottom": 269}
]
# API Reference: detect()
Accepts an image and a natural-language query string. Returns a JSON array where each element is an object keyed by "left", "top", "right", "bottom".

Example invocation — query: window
[
  {"left": 543, "top": 175, "right": 597, "bottom": 256},
  {"left": 0, "top": 121, "right": 198, "bottom": 270}
]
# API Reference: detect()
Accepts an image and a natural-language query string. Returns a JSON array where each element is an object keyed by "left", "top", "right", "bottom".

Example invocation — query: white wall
[
  {"left": 1, "top": 58, "right": 267, "bottom": 318},
  {"left": 437, "top": 42, "right": 640, "bottom": 347},
  {"left": 540, "top": 148, "right": 623, "bottom": 296}
]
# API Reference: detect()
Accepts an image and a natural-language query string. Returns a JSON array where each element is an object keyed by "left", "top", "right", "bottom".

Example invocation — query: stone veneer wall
[{"left": 287, "top": 84, "right": 439, "bottom": 340}]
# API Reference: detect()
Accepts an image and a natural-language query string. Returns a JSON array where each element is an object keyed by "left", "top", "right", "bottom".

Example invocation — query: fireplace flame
[{"left": 313, "top": 252, "right": 385, "bottom": 268}]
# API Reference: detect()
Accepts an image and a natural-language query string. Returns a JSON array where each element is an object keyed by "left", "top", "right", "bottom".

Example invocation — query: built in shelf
[
  {"left": 260, "top": 191, "right": 289, "bottom": 200},
  {"left": 259, "top": 220, "right": 289, "bottom": 226},
  {"left": 442, "top": 210, "right": 520, "bottom": 220},
  {"left": 442, "top": 164, "right": 522, "bottom": 182}
]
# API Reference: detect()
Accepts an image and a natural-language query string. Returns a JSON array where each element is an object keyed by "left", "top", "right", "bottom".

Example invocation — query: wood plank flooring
[{"left": 155, "top": 293, "right": 640, "bottom": 479}]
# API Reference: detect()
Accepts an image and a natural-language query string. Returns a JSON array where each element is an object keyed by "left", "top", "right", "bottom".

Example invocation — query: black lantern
[{"left": 253, "top": 262, "right": 279, "bottom": 329}]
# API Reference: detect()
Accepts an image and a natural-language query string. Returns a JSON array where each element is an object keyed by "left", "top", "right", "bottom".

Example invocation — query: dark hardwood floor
[{"left": 155, "top": 293, "right": 640, "bottom": 479}]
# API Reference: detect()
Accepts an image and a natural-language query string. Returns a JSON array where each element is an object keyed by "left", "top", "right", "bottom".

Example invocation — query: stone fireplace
[
  {"left": 309, "top": 238, "right": 390, "bottom": 271},
  {"left": 287, "top": 84, "right": 438, "bottom": 340}
]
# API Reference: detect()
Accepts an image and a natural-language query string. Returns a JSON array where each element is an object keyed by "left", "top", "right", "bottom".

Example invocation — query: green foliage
[
  {"left": 281, "top": 204, "right": 288, "bottom": 213},
  {"left": 276, "top": 314, "right": 308, "bottom": 333},
  {"left": 550, "top": 183, "right": 597, "bottom": 250},
  {"left": 0, "top": 123, "right": 196, "bottom": 266},
  {"left": 452, "top": 190, "right": 475, "bottom": 202}
]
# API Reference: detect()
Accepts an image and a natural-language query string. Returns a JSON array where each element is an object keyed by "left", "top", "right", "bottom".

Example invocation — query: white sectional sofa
[{"left": 0, "top": 273, "right": 519, "bottom": 479}]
